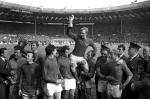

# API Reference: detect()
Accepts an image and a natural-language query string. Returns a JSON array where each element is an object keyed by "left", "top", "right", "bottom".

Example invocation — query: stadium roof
[
  {"left": 0, "top": 0, "right": 149, "bottom": 23},
  {"left": 1, "top": 0, "right": 147, "bottom": 9}
]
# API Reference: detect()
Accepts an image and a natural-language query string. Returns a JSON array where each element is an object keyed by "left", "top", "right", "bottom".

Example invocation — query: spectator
[
  {"left": 0, "top": 48, "right": 13, "bottom": 99},
  {"left": 126, "top": 42, "right": 145, "bottom": 99},
  {"left": 131, "top": 46, "right": 150, "bottom": 99}
]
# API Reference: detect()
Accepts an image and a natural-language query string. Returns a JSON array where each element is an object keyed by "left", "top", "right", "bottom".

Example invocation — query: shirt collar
[
  {"left": 0, "top": 57, "right": 5, "bottom": 61},
  {"left": 119, "top": 54, "right": 124, "bottom": 59}
]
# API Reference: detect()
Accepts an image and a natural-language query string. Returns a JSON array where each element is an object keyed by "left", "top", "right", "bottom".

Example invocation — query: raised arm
[{"left": 66, "top": 15, "right": 77, "bottom": 40}]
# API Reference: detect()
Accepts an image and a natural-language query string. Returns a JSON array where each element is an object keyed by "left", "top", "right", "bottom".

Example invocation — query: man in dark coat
[
  {"left": 131, "top": 46, "right": 150, "bottom": 99},
  {"left": 0, "top": 48, "right": 13, "bottom": 99},
  {"left": 126, "top": 42, "right": 145, "bottom": 99}
]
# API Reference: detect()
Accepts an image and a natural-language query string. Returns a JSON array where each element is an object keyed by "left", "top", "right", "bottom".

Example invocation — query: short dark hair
[
  {"left": 0, "top": 48, "right": 7, "bottom": 56},
  {"left": 18, "top": 40, "right": 28, "bottom": 46},
  {"left": 59, "top": 45, "right": 70, "bottom": 54},
  {"left": 45, "top": 44, "right": 56, "bottom": 56},
  {"left": 118, "top": 44, "right": 126, "bottom": 51},
  {"left": 31, "top": 41, "right": 39, "bottom": 47},
  {"left": 14, "top": 45, "right": 23, "bottom": 53}
]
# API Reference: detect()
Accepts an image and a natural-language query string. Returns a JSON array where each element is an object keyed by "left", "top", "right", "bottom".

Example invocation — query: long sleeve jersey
[
  {"left": 66, "top": 27, "right": 97, "bottom": 57},
  {"left": 19, "top": 62, "right": 41, "bottom": 95}
]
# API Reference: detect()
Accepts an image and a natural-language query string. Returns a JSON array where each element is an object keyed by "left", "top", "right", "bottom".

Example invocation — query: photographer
[{"left": 0, "top": 48, "right": 14, "bottom": 99}]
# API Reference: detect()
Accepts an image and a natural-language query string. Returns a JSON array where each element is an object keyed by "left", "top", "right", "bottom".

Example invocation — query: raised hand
[
  {"left": 68, "top": 15, "right": 74, "bottom": 27},
  {"left": 69, "top": 15, "right": 74, "bottom": 22}
]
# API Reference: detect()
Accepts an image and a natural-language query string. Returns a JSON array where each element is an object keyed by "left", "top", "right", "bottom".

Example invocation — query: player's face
[
  {"left": 14, "top": 50, "right": 21, "bottom": 59},
  {"left": 31, "top": 43, "right": 38, "bottom": 51},
  {"left": 128, "top": 47, "right": 135, "bottom": 57},
  {"left": 26, "top": 53, "right": 34, "bottom": 62},
  {"left": 52, "top": 49, "right": 57, "bottom": 56},
  {"left": 87, "top": 51, "right": 92, "bottom": 59},
  {"left": 65, "top": 49, "right": 69, "bottom": 56},
  {"left": 101, "top": 50, "right": 108, "bottom": 57},
  {"left": 143, "top": 47, "right": 150, "bottom": 58},
  {"left": 19, "top": 42, "right": 24, "bottom": 46},
  {"left": 79, "top": 29, "right": 87, "bottom": 39},
  {"left": 118, "top": 47, "right": 124, "bottom": 55}
]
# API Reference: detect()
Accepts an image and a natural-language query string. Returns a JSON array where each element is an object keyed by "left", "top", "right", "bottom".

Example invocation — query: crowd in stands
[{"left": 0, "top": 32, "right": 149, "bottom": 45}]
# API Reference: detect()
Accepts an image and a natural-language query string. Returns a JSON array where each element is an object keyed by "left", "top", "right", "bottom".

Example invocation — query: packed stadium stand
[{"left": 0, "top": 0, "right": 148, "bottom": 44}]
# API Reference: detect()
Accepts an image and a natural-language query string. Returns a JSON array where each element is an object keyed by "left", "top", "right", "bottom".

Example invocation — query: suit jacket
[
  {"left": 0, "top": 58, "right": 11, "bottom": 83},
  {"left": 127, "top": 54, "right": 145, "bottom": 83},
  {"left": 131, "top": 57, "right": 150, "bottom": 99}
]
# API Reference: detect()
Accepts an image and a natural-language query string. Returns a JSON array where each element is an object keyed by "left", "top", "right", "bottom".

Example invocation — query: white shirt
[
  {"left": 130, "top": 53, "right": 138, "bottom": 61},
  {"left": 0, "top": 57, "right": 6, "bottom": 61},
  {"left": 119, "top": 54, "right": 124, "bottom": 59}
]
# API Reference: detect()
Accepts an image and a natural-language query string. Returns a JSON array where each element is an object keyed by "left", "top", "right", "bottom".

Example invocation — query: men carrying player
[
  {"left": 67, "top": 15, "right": 97, "bottom": 99},
  {"left": 67, "top": 15, "right": 97, "bottom": 73}
]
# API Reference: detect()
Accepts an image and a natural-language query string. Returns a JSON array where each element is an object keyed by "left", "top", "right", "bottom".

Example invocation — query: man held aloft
[{"left": 67, "top": 15, "right": 97, "bottom": 73}]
